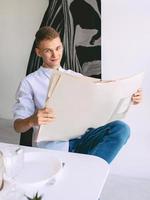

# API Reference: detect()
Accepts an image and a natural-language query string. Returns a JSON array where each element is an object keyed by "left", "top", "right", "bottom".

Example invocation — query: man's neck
[{"left": 42, "top": 64, "right": 60, "bottom": 70}]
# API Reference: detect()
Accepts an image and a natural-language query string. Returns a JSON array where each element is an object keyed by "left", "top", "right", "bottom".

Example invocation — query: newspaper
[{"left": 37, "top": 72, "right": 144, "bottom": 142}]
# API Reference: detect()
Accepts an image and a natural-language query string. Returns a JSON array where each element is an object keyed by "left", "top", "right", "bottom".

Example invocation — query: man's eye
[
  {"left": 56, "top": 46, "right": 62, "bottom": 51},
  {"left": 44, "top": 49, "right": 51, "bottom": 53}
]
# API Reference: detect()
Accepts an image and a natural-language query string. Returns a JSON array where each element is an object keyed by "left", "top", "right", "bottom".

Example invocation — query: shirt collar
[{"left": 40, "top": 66, "right": 63, "bottom": 78}]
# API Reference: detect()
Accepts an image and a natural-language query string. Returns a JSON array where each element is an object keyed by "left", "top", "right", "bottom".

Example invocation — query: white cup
[
  {"left": 3, "top": 146, "right": 24, "bottom": 180},
  {"left": 0, "top": 151, "right": 5, "bottom": 189}
]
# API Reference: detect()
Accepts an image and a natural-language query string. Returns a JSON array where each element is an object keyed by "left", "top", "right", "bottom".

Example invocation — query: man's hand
[
  {"left": 14, "top": 107, "right": 55, "bottom": 133},
  {"left": 31, "top": 107, "right": 55, "bottom": 126},
  {"left": 131, "top": 89, "right": 142, "bottom": 105}
]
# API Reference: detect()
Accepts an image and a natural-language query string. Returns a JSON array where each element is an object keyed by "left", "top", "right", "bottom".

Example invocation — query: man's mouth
[{"left": 51, "top": 58, "right": 58, "bottom": 62}]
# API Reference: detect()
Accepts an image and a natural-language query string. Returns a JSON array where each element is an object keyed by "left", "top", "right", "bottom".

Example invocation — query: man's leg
[{"left": 69, "top": 120, "right": 130, "bottom": 163}]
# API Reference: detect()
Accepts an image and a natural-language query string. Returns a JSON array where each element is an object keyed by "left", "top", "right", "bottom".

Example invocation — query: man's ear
[{"left": 35, "top": 48, "right": 41, "bottom": 57}]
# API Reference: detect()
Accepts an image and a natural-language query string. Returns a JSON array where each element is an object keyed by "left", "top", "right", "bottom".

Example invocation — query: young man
[{"left": 13, "top": 26, "right": 142, "bottom": 163}]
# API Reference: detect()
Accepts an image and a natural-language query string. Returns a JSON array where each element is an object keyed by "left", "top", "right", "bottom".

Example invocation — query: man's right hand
[
  {"left": 14, "top": 107, "right": 55, "bottom": 133},
  {"left": 31, "top": 107, "right": 55, "bottom": 126}
]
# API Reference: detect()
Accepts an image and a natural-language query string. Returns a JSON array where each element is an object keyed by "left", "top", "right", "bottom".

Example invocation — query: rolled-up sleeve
[{"left": 13, "top": 79, "right": 35, "bottom": 120}]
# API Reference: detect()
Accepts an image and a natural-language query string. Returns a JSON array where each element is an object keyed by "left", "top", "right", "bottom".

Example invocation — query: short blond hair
[{"left": 35, "top": 26, "right": 60, "bottom": 47}]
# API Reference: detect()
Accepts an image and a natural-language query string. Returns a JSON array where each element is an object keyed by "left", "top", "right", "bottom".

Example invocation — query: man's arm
[{"left": 14, "top": 107, "right": 55, "bottom": 133}]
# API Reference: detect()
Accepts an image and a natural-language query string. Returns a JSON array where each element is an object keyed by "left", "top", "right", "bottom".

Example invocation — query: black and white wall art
[{"left": 26, "top": 0, "right": 101, "bottom": 78}]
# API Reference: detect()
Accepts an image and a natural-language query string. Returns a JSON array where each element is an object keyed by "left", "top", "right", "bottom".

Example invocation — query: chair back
[{"left": 20, "top": 128, "right": 33, "bottom": 146}]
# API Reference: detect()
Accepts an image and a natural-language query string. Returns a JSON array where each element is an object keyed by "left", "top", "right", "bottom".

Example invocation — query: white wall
[
  {"left": 0, "top": 0, "right": 48, "bottom": 119},
  {"left": 0, "top": 0, "right": 150, "bottom": 179},
  {"left": 102, "top": 0, "right": 150, "bottom": 178}
]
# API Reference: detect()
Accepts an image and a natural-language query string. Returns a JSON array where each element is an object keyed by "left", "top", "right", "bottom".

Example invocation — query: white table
[{"left": 0, "top": 142, "right": 109, "bottom": 200}]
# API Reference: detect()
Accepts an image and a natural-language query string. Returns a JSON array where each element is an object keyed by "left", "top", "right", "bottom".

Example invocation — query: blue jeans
[{"left": 69, "top": 120, "right": 130, "bottom": 163}]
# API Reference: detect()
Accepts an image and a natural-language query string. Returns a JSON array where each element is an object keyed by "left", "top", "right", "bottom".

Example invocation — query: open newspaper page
[{"left": 37, "top": 72, "right": 144, "bottom": 142}]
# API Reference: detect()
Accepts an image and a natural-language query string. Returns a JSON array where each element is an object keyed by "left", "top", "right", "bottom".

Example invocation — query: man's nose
[{"left": 51, "top": 50, "right": 57, "bottom": 57}]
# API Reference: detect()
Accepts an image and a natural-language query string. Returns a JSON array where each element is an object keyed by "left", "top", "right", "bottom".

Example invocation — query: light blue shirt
[{"left": 13, "top": 66, "right": 82, "bottom": 151}]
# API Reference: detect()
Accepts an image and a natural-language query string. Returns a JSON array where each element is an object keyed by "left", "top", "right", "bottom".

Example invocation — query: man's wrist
[{"left": 27, "top": 116, "right": 35, "bottom": 128}]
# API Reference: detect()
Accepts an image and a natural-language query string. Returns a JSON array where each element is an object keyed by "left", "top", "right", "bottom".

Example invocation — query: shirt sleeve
[{"left": 13, "top": 78, "right": 35, "bottom": 120}]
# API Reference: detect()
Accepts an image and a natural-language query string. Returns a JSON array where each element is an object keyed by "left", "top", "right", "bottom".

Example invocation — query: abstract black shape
[
  {"left": 76, "top": 45, "right": 101, "bottom": 66},
  {"left": 70, "top": 0, "right": 101, "bottom": 45},
  {"left": 76, "top": 45, "right": 101, "bottom": 78}
]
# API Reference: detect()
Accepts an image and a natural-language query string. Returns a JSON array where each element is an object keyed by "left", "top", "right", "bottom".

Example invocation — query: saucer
[{"left": 12, "top": 151, "right": 62, "bottom": 188}]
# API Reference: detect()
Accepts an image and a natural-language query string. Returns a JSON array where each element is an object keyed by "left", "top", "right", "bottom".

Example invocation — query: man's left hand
[{"left": 131, "top": 88, "right": 142, "bottom": 105}]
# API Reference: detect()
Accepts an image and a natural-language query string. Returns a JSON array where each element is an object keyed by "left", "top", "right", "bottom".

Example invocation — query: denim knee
[{"left": 111, "top": 120, "right": 130, "bottom": 145}]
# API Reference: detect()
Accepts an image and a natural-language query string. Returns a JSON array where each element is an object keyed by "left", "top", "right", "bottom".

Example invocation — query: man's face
[{"left": 36, "top": 37, "right": 63, "bottom": 69}]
